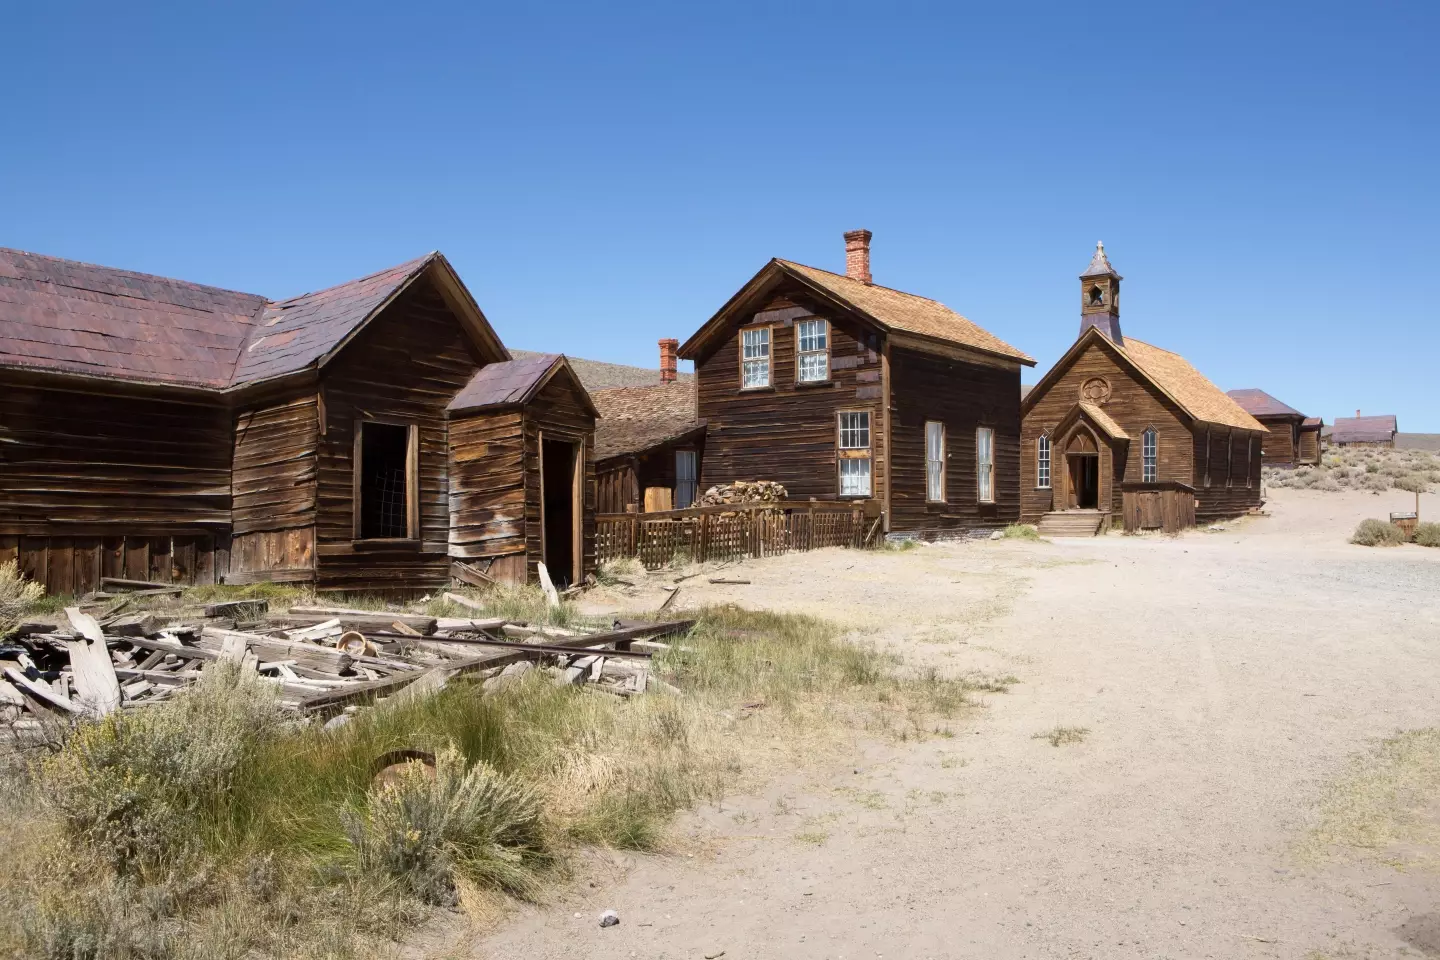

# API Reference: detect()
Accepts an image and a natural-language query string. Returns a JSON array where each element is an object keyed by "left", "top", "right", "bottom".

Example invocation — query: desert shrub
[
  {"left": 348, "top": 746, "right": 547, "bottom": 905},
  {"left": 1314, "top": 477, "right": 1342, "bottom": 492},
  {"left": 595, "top": 557, "right": 644, "bottom": 584},
  {"left": 1361, "top": 473, "right": 1393, "bottom": 492},
  {"left": 1395, "top": 473, "right": 1432, "bottom": 495},
  {"left": 1001, "top": 524, "right": 1041, "bottom": 540},
  {"left": 1351, "top": 518, "right": 1406, "bottom": 547},
  {"left": 0, "top": 559, "right": 45, "bottom": 637},
  {"left": 43, "top": 664, "right": 282, "bottom": 877},
  {"left": 1365, "top": 460, "right": 1380, "bottom": 474},
  {"left": 1413, "top": 522, "right": 1440, "bottom": 548}
]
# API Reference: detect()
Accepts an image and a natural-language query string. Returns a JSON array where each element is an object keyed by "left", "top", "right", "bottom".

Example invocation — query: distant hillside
[{"left": 1397, "top": 433, "right": 1440, "bottom": 452}]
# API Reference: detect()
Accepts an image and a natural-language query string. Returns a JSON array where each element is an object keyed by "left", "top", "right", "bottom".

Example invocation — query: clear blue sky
[{"left": 4, "top": 2, "right": 1436, "bottom": 428}]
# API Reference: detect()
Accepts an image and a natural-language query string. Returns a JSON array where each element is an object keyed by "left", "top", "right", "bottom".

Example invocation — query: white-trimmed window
[
  {"left": 741, "top": 327, "right": 770, "bottom": 388},
  {"left": 837, "top": 411, "right": 872, "bottom": 497},
  {"left": 1037, "top": 432, "right": 1051, "bottom": 489},
  {"left": 925, "top": 421, "right": 946, "bottom": 502},
  {"left": 976, "top": 427, "right": 995, "bottom": 503},
  {"left": 796, "top": 319, "right": 829, "bottom": 383},
  {"left": 1142, "top": 427, "right": 1158, "bottom": 483}
]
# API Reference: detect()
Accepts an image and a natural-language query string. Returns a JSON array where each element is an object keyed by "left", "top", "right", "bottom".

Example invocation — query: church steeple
[{"left": 1079, "top": 241, "right": 1122, "bottom": 344}]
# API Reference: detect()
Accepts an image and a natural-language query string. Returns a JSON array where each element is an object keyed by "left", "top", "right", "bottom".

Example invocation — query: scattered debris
[
  {"left": 537, "top": 563, "right": 562, "bottom": 608},
  {"left": 599, "top": 909, "right": 620, "bottom": 928},
  {"left": 0, "top": 588, "right": 696, "bottom": 739},
  {"left": 699, "top": 480, "right": 786, "bottom": 506},
  {"left": 708, "top": 578, "right": 750, "bottom": 585},
  {"left": 659, "top": 586, "right": 681, "bottom": 612}
]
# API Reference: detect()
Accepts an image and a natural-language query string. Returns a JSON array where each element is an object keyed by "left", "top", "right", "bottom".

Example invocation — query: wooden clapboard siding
[
  {"left": 5, "top": 533, "right": 221, "bottom": 595},
  {"left": 232, "top": 392, "right": 319, "bottom": 535},
  {"left": 596, "top": 459, "right": 638, "bottom": 515},
  {"left": 1297, "top": 425, "right": 1322, "bottom": 465},
  {"left": 1192, "top": 426, "right": 1263, "bottom": 521},
  {"left": 889, "top": 345, "right": 1021, "bottom": 530},
  {"left": 695, "top": 290, "right": 886, "bottom": 502},
  {"left": 312, "top": 279, "right": 483, "bottom": 592},
  {"left": 1020, "top": 339, "right": 1191, "bottom": 523},
  {"left": 448, "top": 410, "right": 527, "bottom": 560},
  {"left": 230, "top": 528, "right": 315, "bottom": 584},
  {"left": 1254, "top": 414, "right": 1300, "bottom": 466},
  {"left": 0, "top": 374, "right": 231, "bottom": 535},
  {"left": 523, "top": 372, "right": 597, "bottom": 584}
]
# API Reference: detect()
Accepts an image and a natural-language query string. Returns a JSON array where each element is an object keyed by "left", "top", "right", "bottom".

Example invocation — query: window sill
[
  {"left": 738, "top": 386, "right": 775, "bottom": 394},
  {"left": 351, "top": 538, "right": 421, "bottom": 551},
  {"left": 794, "top": 379, "right": 834, "bottom": 389}
]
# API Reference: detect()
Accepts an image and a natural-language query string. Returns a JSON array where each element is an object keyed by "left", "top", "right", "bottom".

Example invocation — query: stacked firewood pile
[
  {"left": 0, "top": 579, "right": 690, "bottom": 740},
  {"left": 698, "top": 480, "right": 787, "bottom": 507}
]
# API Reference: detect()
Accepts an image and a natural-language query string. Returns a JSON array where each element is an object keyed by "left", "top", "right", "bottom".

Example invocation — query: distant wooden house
[
  {"left": 1225, "top": 389, "right": 1322, "bottom": 466},
  {"left": 591, "top": 341, "right": 705, "bottom": 514},
  {"left": 678, "top": 230, "right": 1035, "bottom": 534},
  {"left": 1021, "top": 244, "right": 1267, "bottom": 534},
  {"left": 1330, "top": 411, "right": 1398, "bottom": 448},
  {"left": 0, "top": 247, "right": 595, "bottom": 593}
]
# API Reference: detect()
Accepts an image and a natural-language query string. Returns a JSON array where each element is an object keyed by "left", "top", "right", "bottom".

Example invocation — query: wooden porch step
[{"left": 1036, "top": 512, "right": 1104, "bottom": 538}]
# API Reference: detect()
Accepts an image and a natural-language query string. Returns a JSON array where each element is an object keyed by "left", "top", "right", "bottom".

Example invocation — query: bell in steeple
[{"left": 1079, "top": 241, "right": 1123, "bottom": 345}]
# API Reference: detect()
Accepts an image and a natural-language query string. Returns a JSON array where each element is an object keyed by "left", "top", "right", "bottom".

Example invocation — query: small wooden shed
[{"left": 447, "top": 355, "right": 598, "bottom": 587}]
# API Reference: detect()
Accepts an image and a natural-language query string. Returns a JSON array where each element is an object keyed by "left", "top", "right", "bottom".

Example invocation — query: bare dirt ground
[{"left": 451, "top": 487, "right": 1440, "bottom": 960}]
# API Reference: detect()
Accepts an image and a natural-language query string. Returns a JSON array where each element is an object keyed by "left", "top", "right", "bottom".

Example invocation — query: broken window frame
[{"left": 352, "top": 419, "right": 419, "bottom": 541}]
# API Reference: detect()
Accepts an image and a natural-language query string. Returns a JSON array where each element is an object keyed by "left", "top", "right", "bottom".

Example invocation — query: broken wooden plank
[
  {"left": 105, "top": 613, "right": 170, "bottom": 637},
  {"left": 3, "top": 666, "right": 83, "bottom": 715},
  {"left": 283, "top": 619, "right": 344, "bottom": 643},
  {"left": 536, "top": 563, "right": 561, "bottom": 608},
  {"left": 64, "top": 607, "right": 122, "bottom": 717},
  {"left": 100, "top": 577, "right": 181, "bottom": 594},
  {"left": 708, "top": 578, "right": 751, "bottom": 585},
  {"left": 442, "top": 591, "right": 487, "bottom": 613},
  {"left": 451, "top": 560, "right": 496, "bottom": 588},
  {"left": 435, "top": 617, "right": 508, "bottom": 633},
  {"left": 658, "top": 586, "right": 681, "bottom": 612},
  {"left": 281, "top": 609, "right": 437, "bottom": 634},
  {"left": 409, "top": 634, "right": 654, "bottom": 660},
  {"left": 199, "top": 628, "right": 355, "bottom": 674}
]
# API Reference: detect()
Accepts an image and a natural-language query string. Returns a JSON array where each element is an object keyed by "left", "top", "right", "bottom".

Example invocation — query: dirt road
[{"left": 467, "top": 487, "right": 1440, "bottom": 959}]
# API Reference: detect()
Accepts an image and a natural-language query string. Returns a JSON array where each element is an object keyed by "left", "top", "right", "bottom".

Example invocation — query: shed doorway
[{"left": 540, "top": 436, "right": 581, "bottom": 587}]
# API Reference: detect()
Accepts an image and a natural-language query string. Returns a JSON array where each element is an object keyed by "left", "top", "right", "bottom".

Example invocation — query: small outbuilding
[{"left": 1225, "top": 389, "right": 1322, "bottom": 466}]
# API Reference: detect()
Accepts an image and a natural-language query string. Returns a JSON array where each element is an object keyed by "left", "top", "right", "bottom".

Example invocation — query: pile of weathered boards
[{"left": 0, "top": 579, "right": 690, "bottom": 739}]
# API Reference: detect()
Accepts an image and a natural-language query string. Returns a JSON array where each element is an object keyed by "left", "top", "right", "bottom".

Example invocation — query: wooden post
[{"left": 699, "top": 512, "right": 710, "bottom": 564}]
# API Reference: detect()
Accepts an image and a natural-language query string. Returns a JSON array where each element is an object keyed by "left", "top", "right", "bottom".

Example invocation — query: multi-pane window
[
  {"left": 741, "top": 327, "right": 771, "bottom": 388},
  {"left": 1037, "top": 432, "right": 1051, "bottom": 489},
  {"left": 1142, "top": 427, "right": 1157, "bottom": 483},
  {"left": 675, "top": 449, "right": 698, "bottom": 509},
  {"left": 925, "top": 421, "right": 946, "bottom": 502},
  {"left": 796, "top": 319, "right": 829, "bottom": 383},
  {"left": 976, "top": 427, "right": 995, "bottom": 503},
  {"left": 837, "top": 411, "right": 872, "bottom": 497}
]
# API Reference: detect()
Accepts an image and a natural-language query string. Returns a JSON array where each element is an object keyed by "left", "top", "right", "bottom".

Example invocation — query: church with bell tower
[{"left": 1017, "top": 243, "right": 1268, "bottom": 535}]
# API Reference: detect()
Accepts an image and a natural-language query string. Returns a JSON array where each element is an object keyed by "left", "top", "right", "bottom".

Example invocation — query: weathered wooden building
[
  {"left": 1020, "top": 243, "right": 1268, "bottom": 534},
  {"left": 592, "top": 340, "right": 705, "bottom": 514},
  {"left": 1225, "top": 389, "right": 1322, "bottom": 466},
  {"left": 678, "top": 230, "right": 1035, "bottom": 533},
  {"left": 0, "top": 247, "right": 595, "bottom": 594},
  {"left": 1330, "top": 411, "right": 1398, "bottom": 448}
]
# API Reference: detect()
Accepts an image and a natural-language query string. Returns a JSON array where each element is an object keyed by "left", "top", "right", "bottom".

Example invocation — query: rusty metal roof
[
  {"left": 1332, "top": 415, "right": 1398, "bottom": 443},
  {"left": 0, "top": 247, "right": 476, "bottom": 390}
]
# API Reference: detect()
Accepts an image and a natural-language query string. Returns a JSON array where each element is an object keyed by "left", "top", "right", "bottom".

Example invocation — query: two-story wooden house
[{"left": 677, "top": 231, "right": 1035, "bottom": 534}]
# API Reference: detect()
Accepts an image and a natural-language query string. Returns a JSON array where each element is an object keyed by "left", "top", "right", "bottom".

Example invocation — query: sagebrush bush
[
  {"left": 349, "top": 746, "right": 547, "bottom": 905},
  {"left": 43, "top": 664, "right": 282, "bottom": 876},
  {"left": 0, "top": 559, "right": 45, "bottom": 637},
  {"left": 1413, "top": 522, "right": 1440, "bottom": 548},
  {"left": 1351, "top": 518, "right": 1406, "bottom": 547},
  {"left": 1002, "top": 524, "right": 1042, "bottom": 540}
]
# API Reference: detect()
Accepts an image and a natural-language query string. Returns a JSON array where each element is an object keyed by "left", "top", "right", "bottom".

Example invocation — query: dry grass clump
[
  {"left": 0, "top": 560, "right": 45, "bottom": 637},
  {"left": 1001, "top": 523, "right": 1042, "bottom": 540},
  {"left": 0, "top": 603, "right": 982, "bottom": 958},
  {"left": 1033, "top": 725, "right": 1090, "bottom": 747},
  {"left": 1302, "top": 728, "right": 1440, "bottom": 866},
  {"left": 1413, "top": 522, "right": 1440, "bottom": 548},
  {"left": 1351, "top": 518, "right": 1406, "bottom": 547}
]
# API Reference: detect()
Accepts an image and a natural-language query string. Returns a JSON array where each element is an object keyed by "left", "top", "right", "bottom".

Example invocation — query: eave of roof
[{"left": 679, "top": 258, "right": 1034, "bottom": 367}]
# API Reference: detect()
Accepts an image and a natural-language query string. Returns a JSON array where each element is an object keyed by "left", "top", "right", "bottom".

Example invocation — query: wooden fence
[
  {"left": 597, "top": 500, "right": 882, "bottom": 569},
  {"left": 1120, "top": 481, "right": 1197, "bottom": 534}
]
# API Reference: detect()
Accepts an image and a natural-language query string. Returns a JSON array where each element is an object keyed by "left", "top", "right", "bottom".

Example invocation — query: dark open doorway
[
  {"left": 1068, "top": 455, "right": 1099, "bottom": 509},
  {"left": 541, "top": 437, "right": 579, "bottom": 587},
  {"left": 358, "top": 422, "right": 412, "bottom": 539}
]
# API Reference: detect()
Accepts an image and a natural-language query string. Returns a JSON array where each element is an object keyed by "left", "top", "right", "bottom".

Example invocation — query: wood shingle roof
[
  {"left": 591, "top": 381, "right": 702, "bottom": 461},
  {"left": 1225, "top": 388, "right": 1305, "bottom": 420}
]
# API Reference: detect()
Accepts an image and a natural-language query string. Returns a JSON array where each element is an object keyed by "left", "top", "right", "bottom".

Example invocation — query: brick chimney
[
  {"left": 844, "top": 229, "right": 873, "bottom": 284},
  {"left": 659, "top": 338, "right": 679, "bottom": 383}
]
